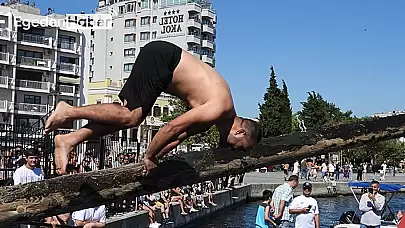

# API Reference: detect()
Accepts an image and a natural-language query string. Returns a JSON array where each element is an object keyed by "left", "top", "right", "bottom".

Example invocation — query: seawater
[{"left": 185, "top": 194, "right": 405, "bottom": 228}]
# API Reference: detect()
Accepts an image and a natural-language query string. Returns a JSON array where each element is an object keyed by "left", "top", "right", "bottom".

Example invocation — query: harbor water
[{"left": 186, "top": 194, "right": 405, "bottom": 228}]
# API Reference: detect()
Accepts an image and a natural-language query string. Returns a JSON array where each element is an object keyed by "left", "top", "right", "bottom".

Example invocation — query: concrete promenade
[
  {"left": 105, "top": 171, "right": 405, "bottom": 227},
  {"left": 244, "top": 170, "right": 405, "bottom": 185}
]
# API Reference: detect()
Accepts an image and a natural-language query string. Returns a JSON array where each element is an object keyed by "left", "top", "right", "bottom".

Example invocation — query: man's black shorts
[{"left": 118, "top": 41, "right": 182, "bottom": 116}]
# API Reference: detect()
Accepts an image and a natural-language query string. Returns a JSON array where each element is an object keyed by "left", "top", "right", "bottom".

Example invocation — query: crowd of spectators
[{"left": 2, "top": 144, "right": 245, "bottom": 228}]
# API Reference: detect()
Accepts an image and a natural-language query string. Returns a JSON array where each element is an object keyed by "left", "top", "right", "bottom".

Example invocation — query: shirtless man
[{"left": 44, "top": 41, "right": 262, "bottom": 175}]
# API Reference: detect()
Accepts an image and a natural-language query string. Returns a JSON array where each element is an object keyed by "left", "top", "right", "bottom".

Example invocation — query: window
[
  {"left": 152, "top": 31, "right": 157, "bottom": 39},
  {"left": 152, "top": 16, "right": 157, "bottom": 23},
  {"left": 125, "top": 19, "right": 136, "bottom": 28},
  {"left": 118, "top": 5, "right": 125, "bottom": 14},
  {"left": 124, "top": 63, "right": 133, "bottom": 72},
  {"left": 124, "top": 48, "right": 136, "bottom": 57},
  {"left": 140, "top": 32, "right": 150, "bottom": 41},
  {"left": 153, "top": 106, "right": 161, "bottom": 117},
  {"left": 163, "top": 106, "right": 169, "bottom": 116},
  {"left": 17, "top": 50, "right": 43, "bottom": 59},
  {"left": 24, "top": 95, "right": 41, "bottom": 104},
  {"left": 140, "top": 17, "right": 150, "bottom": 26},
  {"left": 124, "top": 34, "right": 136, "bottom": 42},
  {"left": 141, "top": 0, "right": 150, "bottom": 9},
  {"left": 126, "top": 2, "right": 135, "bottom": 12}
]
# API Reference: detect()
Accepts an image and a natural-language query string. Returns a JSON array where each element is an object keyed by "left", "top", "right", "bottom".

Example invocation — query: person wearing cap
[{"left": 289, "top": 182, "right": 320, "bottom": 228}]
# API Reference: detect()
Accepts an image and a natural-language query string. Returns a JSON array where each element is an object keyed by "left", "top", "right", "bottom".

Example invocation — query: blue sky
[{"left": 35, "top": 0, "right": 405, "bottom": 118}]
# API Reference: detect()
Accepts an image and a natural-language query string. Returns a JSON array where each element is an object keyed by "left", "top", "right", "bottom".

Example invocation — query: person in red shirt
[{"left": 398, "top": 210, "right": 404, "bottom": 228}]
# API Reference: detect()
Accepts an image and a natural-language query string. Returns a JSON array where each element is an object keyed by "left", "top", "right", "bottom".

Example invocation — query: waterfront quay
[{"left": 105, "top": 171, "right": 405, "bottom": 227}]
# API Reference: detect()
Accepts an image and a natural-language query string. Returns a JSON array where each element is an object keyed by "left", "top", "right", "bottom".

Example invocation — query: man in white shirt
[
  {"left": 289, "top": 182, "right": 320, "bottom": 228},
  {"left": 13, "top": 148, "right": 44, "bottom": 185},
  {"left": 13, "top": 148, "right": 44, "bottom": 228},
  {"left": 72, "top": 205, "right": 106, "bottom": 228},
  {"left": 359, "top": 180, "right": 385, "bottom": 228}
]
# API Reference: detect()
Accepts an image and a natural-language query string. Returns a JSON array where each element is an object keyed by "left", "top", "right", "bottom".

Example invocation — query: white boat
[{"left": 331, "top": 182, "right": 403, "bottom": 228}]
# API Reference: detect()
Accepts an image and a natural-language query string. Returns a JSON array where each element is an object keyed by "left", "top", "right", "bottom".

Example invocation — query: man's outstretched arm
[{"left": 145, "top": 103, "right": 223, "bottom": 161}]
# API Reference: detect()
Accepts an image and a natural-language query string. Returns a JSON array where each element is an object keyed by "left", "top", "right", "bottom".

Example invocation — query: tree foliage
[
  {"left": 160, "top": 98, "right": 220, "bottom": 150},
  {"left": 297, "top": 91, "right": 353, "bottom": 130},
  {"left": 258, "top": 66, "right": 292, "bottom": 137}
]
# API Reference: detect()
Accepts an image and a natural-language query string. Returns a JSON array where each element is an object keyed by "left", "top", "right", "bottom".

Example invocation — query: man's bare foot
[
  {"left": 45, "top": 101, "right": 72, "bottom": 134},
  {"left": 54, "top": 135, "right": 74, "bottom": 175}
]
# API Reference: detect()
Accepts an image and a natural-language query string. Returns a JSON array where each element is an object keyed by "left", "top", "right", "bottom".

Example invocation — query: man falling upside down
[{"left": 45, "top": 41, "right": 262, "bottom": 175}]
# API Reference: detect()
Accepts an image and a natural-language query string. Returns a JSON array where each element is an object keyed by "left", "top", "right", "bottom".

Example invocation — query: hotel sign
[{"left": 159, "top": 9, "right": 184, "bottom": 36}]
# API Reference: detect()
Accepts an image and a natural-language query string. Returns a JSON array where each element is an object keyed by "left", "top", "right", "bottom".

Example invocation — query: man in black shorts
[{"left": 45, "top": 40, "right": 262, "bottom": 175}]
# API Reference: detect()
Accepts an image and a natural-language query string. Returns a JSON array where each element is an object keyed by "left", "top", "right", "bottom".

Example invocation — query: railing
[
  {"left": 17, "top": 33, "right": 51, "bottom": 46},
  {"left": 14, "top": 102, "right": 49, "bottom": 114},
  {"left": 57, "top": 41, "right": 75, "bottom": 51},
  {"left": 189, "top": 16, "right": 201, "bottom": 23},
  {"left": 58, "top": 84, "right": 75, "bottom": 94},
  {"left": 58, "top": 62, "right": 78, "bottom": 73},
  {"left": 17, "top": 56, "right": 51, "bottom": 68},
  {"left": 15, "top": 79, "right": 50, "bottom": 90}
]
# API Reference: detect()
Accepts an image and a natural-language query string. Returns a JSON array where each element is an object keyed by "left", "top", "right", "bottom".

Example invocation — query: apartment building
[
  {"left": 0, "top": 3, "right": 88, "bottom": 132},
  {"left": 88, "top": 0, "right": 217, "bottom": 152}
]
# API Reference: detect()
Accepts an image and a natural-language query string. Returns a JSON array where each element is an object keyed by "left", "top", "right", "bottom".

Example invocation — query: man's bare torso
[{"left": 165, "top": 50, "right": 235, "bottom": 118}]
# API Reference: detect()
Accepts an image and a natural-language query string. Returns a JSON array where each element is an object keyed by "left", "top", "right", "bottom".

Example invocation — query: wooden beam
[{"left": 0, "top": 114, "right": 405, "bottom": 226}]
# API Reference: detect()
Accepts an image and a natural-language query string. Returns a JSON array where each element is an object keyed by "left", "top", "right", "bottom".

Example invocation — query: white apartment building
[
  {"left": 88, "top": 0, "right": 217, "bottom": 153},
  {"left": 0, "top": 3, "right": 88, "bottom": 132}
]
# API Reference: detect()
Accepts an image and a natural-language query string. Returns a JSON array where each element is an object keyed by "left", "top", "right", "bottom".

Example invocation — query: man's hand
[
  {"left": 143, "top": 157, "right": 158, "bottom": 176},
  {"left": 368, "top": 193, "right": 376, "bottom": 200}
]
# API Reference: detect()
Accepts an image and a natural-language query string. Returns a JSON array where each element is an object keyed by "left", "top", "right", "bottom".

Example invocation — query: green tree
[
  {"left": 160, "top": 98, "right": 220, "bottom": 151},
  {"left": 280, "top": 80, "right": 292, "bottom": 134},
  {"left": 258, "top": 66, "right": 291, "bottom": 137},
  {"left": 297, "top": 91, "right": 353, "bottom": 130}
]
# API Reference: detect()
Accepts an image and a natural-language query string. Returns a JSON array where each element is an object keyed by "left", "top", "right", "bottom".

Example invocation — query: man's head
[
  {"left": 225, "top": 117, "right": 262, "bottom": 151},
  {"left": 262, "top": 189, "right": 273, "bottom": 201},
  {"left": 370, "top": 180, "right": 380, "bottom": 194},
  {"left": 287, "top": 175, "right": 299, "bottom": 189},
  {"left": 24, "top": 148, "right": 40, "bottom": 169},
  {"left": 302, "top": 182, "right": 312, "bottom": 197}
]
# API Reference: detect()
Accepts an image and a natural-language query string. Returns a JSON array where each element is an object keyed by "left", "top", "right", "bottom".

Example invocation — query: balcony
[
  {"left": 0, "top": 76, "right": 12, "bottom": 89},
  {"left": 202, "top": 8, "right": 215, "bottom": 19},
  {"left": 0, "top": 52, "right": 13, "bottom": 65},
  {"left": 202, "top": 24, "right": 214, "bottom": 34},
  {"left": 57, "top": 41, "right": 81, "bottom": 55},
  {"left": 202, "top": 54, "right": 214, "bottom": 65},
  {"left": 187, "top": 17, "right": 201, "bottom": 28},
  {"left": 14, "top": 79, "right": 52, "bottom": 93},
  {"left": 202, "top": 39, "right": 214, "bottom": 49},
  {"left": 187, "top": 48, "right": 201, "bottom": 59},
  {"left": 0, "top": 100, "right": 13, "bottom": 112},
  {"left": 17, "top": 33, "right": 53, "bottom": 49},
  {"left": 186, "top": 34, "right": 201, "bottom": 44},
  {"left": 58, "top": 84, "right": 76, "bottom": 96},
  {"left": 14, "top": 102, "right": 51, "bottom": 116},
  {"left": 17, "top": 56, "right": 52, "bottom": 71},
  {"left": 187, "top": 2, "right": 202, "bottom": 12},
  {"left": 57, "top": 62, "right": 80, "bottom": 75}
]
